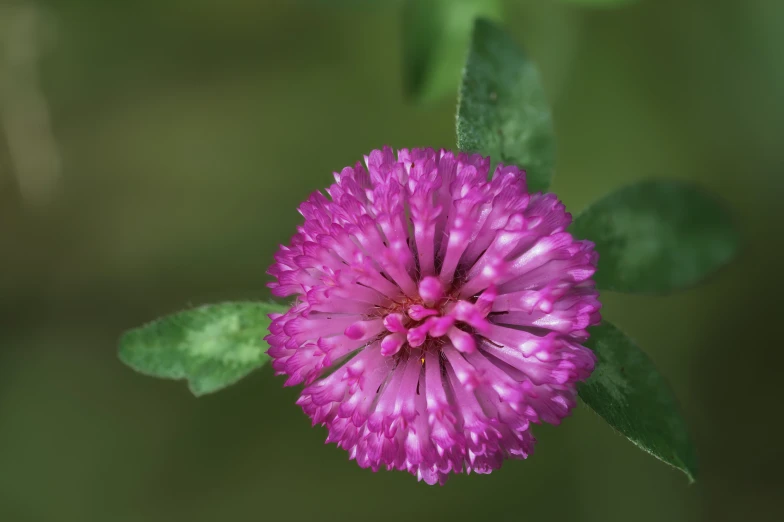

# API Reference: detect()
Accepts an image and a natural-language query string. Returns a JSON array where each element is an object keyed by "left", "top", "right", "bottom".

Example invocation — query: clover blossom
[{"left": 267, "top": 147, "right": 600, "bottom": 484}]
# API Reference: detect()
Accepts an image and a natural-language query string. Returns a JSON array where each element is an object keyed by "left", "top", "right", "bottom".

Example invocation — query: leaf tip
[
  {"left": 117, "top": 328, "right": 147, "bottom": 373},
  {"left": 472, "top": 15, "right": 499, "bottom": 34}
]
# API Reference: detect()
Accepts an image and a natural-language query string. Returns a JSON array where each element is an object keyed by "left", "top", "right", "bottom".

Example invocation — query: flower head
[{"left": 266, "top": 147, "right": 600, "bottom": 484}]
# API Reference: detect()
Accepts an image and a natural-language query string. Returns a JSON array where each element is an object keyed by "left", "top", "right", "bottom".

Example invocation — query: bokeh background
[{"left": 1, "top": 0, "right": 782, "bottom": 521}]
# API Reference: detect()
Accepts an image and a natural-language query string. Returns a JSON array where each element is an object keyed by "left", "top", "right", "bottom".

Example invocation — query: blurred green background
[{"left": 1, "top": 0, "right": 782, "bottom": 521}]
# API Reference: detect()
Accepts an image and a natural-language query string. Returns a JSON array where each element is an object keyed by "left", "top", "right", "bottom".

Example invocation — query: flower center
[{"left": 377, "top": 276, "right": 495, "bottom": 358}]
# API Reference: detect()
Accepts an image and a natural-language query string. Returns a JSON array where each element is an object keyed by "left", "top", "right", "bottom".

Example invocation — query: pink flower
[{"left": 266, "top": 147, "right": 600, "bottom": 484}]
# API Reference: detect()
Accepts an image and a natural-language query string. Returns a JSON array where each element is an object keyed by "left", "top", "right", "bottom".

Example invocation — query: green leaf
[
  {"left": 457, "top": 18, "right": 555, "bottom": 193},
  {"left": 403, "top": 0, "right": 502, "bottom": 104},
  {"left": 571, "top": 180, "right": 740, "bottom": 293},
  {"left": 118, "top": 301, "right": 287, "bottom": 396},
  {"left": 580, "top": 321, "right": 698, "bottom": 482}
]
